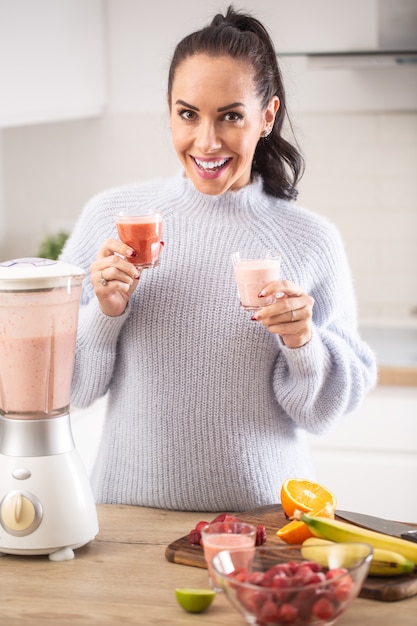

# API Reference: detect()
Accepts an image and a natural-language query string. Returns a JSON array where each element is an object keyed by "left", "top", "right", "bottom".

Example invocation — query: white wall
[
  {"left": 0, "top": 0, "right": 106, "bottom": 128},
  {"left": 295, "top": 111, "right": 417, "bottom": 320}
]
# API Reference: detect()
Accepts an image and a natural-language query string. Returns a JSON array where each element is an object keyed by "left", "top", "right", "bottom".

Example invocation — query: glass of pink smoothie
[
  {"left": 201, "top": 521, "right": 256, "bottom": 591},
  {"left": 115, "top": 211, "right": 162, "bottom": 270},
  {"left": 232, "top": 250, "right": 282, "bottom": 311}
]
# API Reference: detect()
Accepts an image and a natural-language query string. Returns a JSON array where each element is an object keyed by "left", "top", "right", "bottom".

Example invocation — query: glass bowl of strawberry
[{"left": 211, "top": 542, "right": 373, "bottom": 625}]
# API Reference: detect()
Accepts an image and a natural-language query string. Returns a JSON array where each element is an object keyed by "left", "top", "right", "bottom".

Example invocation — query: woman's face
[{"left": 169, "top": 54, "right": 279, "bottom": 195}]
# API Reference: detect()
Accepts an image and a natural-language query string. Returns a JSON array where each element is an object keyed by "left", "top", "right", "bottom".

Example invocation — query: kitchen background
[{"left": 0, "top": 0, "right": 416, "bottom": 519}]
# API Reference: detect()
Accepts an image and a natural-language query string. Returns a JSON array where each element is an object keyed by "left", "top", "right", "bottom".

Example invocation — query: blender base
[{"left": 0, "top": 447, "right": 99, "bottom": 558}]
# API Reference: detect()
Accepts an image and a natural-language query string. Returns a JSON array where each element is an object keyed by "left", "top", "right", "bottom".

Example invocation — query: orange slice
[
  {"left": 280, "top": 478, "right": 337, "bottom": 518},
  {"left": 276, "top": 504, "right": 336, "bottom": 545}
]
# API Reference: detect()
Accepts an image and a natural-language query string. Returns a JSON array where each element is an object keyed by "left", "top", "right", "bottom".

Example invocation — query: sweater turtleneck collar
[{"left": 165, "top": 172, "right": 273, "bottom": 222}]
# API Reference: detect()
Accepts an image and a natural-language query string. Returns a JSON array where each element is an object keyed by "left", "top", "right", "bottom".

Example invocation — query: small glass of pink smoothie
[
  {"left": 115, "top": 211, "right": 163, "bottom": 270},
  {"left": 232, "top": 250, "right": 282, "bottom": 311},
  {"left": 201, "top": 521, "right": 256, "bottom": 591}
]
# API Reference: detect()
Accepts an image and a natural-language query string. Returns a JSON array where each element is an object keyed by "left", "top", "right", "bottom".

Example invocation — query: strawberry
[
  {"left": 279, "top": 602, "right": 299, "bottom": 623},
  {"left": 255, "top": 524, "right": 267, "bottom": 545},
  {"left": 210, "top": 513, "right": 241, "bottom": 524},
  {"left": 187, "top": 528, "right": 202, "bottom": 545},
  {"left": 258, "top": 599, "right": 280, "bottom": 622},
  {"left": 312, "top": 597, "right": 335, "bottom": 620}
]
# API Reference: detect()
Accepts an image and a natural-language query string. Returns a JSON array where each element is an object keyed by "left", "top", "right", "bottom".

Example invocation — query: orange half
[{"left": 280, "top": 478, "right": 337, "bottom": 518}]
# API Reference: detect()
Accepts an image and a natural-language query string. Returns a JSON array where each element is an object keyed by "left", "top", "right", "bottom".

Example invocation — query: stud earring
[{"left": 263, "top": 129, "right": 270, "bottom": 138}]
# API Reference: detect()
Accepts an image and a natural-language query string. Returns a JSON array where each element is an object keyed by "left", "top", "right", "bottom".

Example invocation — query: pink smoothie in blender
[
  {"left": 0, "top": 286, "right": 81, "bottom": 419},
  {"left": 0, "top": 287, "right": 81, "bottom": 416}
]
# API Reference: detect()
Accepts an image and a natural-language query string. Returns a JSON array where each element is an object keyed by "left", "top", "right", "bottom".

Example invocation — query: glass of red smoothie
[
  {"left": 115, "top": 211, "right": 163, "bottom": 270},
  {"left": 232, "top": 250, "right": 282, "bottom": 311}
]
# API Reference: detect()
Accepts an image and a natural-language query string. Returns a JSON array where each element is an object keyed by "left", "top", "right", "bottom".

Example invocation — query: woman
[{"left": 61, "top": 6, "right": 376, "bottom": 511}]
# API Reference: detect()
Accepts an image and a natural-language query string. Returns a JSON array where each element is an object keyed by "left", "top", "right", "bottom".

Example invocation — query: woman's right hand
[{"left": 90, "top": 238, "right": 141, "bottom": 317}]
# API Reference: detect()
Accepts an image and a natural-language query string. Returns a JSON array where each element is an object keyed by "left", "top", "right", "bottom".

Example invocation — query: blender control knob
[{"left": 0, "top": 490, "right": 42, "bottom": 536}]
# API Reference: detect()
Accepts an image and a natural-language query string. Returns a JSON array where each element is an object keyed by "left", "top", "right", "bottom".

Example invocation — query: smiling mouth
[{"left": 192, "top": 157, "right": 231, "bottom": 173}]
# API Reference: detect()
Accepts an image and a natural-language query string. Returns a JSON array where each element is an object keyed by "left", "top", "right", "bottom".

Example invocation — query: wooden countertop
[
  {"left": 378, "top": 365, "right": 417, "bottom": 387},
  {"left": 1, "top": 504, "right": 417, "bottom": 625}
]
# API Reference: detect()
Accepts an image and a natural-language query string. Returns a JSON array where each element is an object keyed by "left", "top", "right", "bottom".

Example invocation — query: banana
[
  {"left": 301, "top": 537, "right": 415, "bottom": 577},
  {"left": 370, "top": 551, "right": 414, "bottom": 576},
  {"left": 297, "top": 512, "right": 417, "bottom": 566}
]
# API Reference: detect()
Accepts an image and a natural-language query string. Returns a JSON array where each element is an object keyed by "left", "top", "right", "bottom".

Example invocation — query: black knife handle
[{"left": 401, "top": 529, "right": 417, "bottom": 543}]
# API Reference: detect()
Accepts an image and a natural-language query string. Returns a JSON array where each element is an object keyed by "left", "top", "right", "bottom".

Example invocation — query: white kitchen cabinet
[
  {"left": 71, "top": 396, "right": 106, "bottom": 479},
  {"left": 272, "top": 0, "right": 417, "bottom": 112},
  {"left": 0, "top": 0, "right": 106, "bottom": 127},
  {"left": 308, "top": 386, "right": 417, "bottom": 522}
]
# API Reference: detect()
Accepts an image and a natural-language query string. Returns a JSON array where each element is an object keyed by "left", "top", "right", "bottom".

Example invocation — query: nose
[{"left": 194, "top": 120, "right": 222, "bottom": 153}]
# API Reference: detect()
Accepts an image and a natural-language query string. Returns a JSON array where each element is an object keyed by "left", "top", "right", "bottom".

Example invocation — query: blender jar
[{"left": 0, "top": 258, "right": 85, "bottom": 418}]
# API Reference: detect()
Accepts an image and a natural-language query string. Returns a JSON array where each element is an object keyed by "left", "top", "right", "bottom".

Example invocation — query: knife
[{"left": 336, "top": 510, "right": 417, "bottom": 543}]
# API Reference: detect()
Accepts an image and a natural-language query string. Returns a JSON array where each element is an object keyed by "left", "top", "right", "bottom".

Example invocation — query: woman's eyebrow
[
  {"left": 175, "top": 99, "right": 199, "bottom": 111},
  {"left": 217, "top": 102, "right": 246, "bottom": 112},
  {"left": 175, "top": 99, "right": 246, "bottom": 112}
]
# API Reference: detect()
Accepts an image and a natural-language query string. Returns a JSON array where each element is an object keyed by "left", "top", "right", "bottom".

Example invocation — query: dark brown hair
[{"left": 167, "top": 5, "right": 304, "bottom": 200}]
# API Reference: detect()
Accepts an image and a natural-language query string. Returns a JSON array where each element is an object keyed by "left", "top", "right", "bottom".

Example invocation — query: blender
[{"left": 0, "top": 258, "right": 98, "bottom": 560}]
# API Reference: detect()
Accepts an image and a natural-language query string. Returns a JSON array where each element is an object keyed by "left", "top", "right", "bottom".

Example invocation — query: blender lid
[{"left": 0, "top": 257, "right": 86, "bottom": 290}]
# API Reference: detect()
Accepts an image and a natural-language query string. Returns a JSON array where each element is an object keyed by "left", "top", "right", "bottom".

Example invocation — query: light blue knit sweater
[{"left": 61, "top": 173, "right": 376, "bottom": 511}]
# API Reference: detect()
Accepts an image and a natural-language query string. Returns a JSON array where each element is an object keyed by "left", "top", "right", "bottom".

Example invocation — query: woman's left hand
[{"left": 251, "top": 280, "right": 314, "bottom": 348}]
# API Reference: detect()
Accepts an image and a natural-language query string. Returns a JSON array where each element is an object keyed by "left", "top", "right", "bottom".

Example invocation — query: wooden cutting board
[{"left": 165, "top": 504, "right": 417, "bottom": 602}]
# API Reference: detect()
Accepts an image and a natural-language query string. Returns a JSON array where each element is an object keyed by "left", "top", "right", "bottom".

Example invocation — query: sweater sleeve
[
  {"left": 271, "top": 218, "right": 377, "bottom": 435},
  {"left": 70, "top": 297, "right": 128, "bottom": 407},
  {"left": 59, "top": 189, "right": 132, "bottom": 408}
]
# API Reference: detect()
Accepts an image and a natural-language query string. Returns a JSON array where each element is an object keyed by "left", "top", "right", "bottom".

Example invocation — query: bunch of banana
[{"left": 297, "top": 512, "right": 417, "bottom": 577}]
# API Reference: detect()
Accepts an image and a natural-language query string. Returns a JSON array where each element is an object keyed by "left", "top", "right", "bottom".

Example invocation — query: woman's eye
[
  {"left": 224, "top": 111, "right": 242, "bottom": 122},
  {"left": 179, "top": 109, "right": 197, "bottom": 121}
]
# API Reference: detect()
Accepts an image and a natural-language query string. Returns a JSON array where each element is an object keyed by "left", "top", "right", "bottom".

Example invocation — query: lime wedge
[{"left": 175, "top": 587, "right": 216, "bottom": 613}]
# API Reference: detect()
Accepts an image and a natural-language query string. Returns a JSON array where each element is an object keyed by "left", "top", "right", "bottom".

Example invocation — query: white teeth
[{"left": 194, "top": 157, "right": 228, "bottom": 171}]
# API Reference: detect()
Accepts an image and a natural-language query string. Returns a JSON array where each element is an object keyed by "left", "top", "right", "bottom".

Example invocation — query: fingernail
[
  {"left": 127, "top": 249, "right": 137, "bottom": 257},
  {"left": 258, "top": 289, "right": 266, "bottom": 298},
  {"left": 251, "top": 315, "right": 259, "bottom": 321}
]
